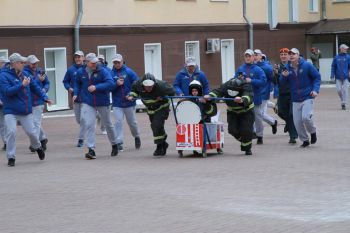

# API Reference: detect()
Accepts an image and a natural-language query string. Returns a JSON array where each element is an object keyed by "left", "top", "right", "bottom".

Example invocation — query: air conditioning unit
[{"left": 206, "top": 38, "right": 220, "bottom": 54}]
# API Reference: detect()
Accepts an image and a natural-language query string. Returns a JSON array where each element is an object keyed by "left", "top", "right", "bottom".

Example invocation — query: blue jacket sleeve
[
  {"left": 251, "top": 68, "right": 266, "bottom": 88},
  {"left": 30, "top": 79, "right": 48, "bottom": 101},
  {"left": 42, "top": 75, "right": 50, "bottom": 93},
  {"left": 63, "top": 69, "right": 71, "bottom": 90},
  {"left": 173, "top": 72, "right": 184, "bottom": 96},
  {"left": 73, "top": 72, "right": 81, "bottom": 97},
  {"left": 95, "top": 70, "right": 114, "bottom": 92},
  {"left": 331, "top": 57, "right": 336, "bottom": 78},
  {"left": 200, "top": 72, "right": 210, "bottom": 95},
  {"left": 0, "top": 76, "right": 23, "bottom": 97}
]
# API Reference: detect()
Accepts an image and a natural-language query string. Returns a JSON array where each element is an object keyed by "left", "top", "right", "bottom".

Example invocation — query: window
[
  {"left": 268, "top": 0, "right": 278, "bottom": 29},
  {"left": 210, "top": 0, "right": 228, "bottom": 2},
  {"left": 97, "top": 45, "right": 117, "bottom": 69},
  {"left": 289, "top": 0, "right": 299, "bottom": 22},
  {"left": 0, "top": 49, "right": 8, "bottom": 59},
  {"left": 309, "top": 0, "right": 319, "bottom": 12},
  {"left": 185, "top": 41, "right": 200, "bottom": 68},
  {"left": 44, "top": 48, "right": 68, "bottom": 111}
]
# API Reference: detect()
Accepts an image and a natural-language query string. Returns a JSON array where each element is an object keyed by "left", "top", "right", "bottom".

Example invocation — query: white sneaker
[{"left": 101, "top": 130, "right": 107, "bottom": 135}]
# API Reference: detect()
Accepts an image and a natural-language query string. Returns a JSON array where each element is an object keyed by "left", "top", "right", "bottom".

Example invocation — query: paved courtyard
[{"left": 0, "top": 87, "right": 349, "bottom": 233}]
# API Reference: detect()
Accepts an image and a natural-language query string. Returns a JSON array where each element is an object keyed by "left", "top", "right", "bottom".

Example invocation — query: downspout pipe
[
  {"left": 243, "top": 0, "right": 253, "bottom": 49},
  {"left": 321, "top": 0, "right": 327, "bottom": 20},
  {"left": 74, "top": 0, "right": 83, "bottom": 51}
]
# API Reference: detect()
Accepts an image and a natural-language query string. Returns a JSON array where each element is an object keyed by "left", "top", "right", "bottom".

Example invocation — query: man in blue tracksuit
[
  {"left": 330, "top": 44, "right": 350, "bottom": 110},
  {"left": 73, "top": 53, "right": 118, "bottom": 159},
  {"left": 281, "top": 48, "right": 321, "bottom": 148},
  {"left": 273, "top": 48, "right": 298, "bottom": 144},
  {"left": 110, "top": 54, "right": 141, "bottom": 152},
  {"left": 0, "top": 56, "right": 9, "bottom": 151},
  {"left": 254, "top": 49, "right": 278, "bottom": 135},
  {"left": 173, "top": 57, "right": 210, "bottom": 96},
  {"left": 237, "top": 49, "right": 266, "bottom": 145},
  {"left": 24, "top": 55, "right": 50, "bottom": 152},
  {"left": 63, "top": 50, "right": 85, "bottom": 147},
  {"left": 0, "top": 53, "right": 52, "bottom": 167}
]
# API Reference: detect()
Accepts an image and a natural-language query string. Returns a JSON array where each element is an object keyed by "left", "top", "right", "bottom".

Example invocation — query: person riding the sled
[
  {"left": 127, "top": 73, "right": 175, "bottom": 157},
  {"left": 204, "top": 71, "right": 255, "bottom": 155},
  {"left": 185, "top": 80, "right": 217, "bottom": 123}
]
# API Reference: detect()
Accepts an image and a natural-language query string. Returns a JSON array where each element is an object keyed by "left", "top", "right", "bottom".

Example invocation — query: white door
[
  {"left": 221, "top": 39, "right": 235, "bottom": 83},
  {"left": 44, "top": 48, "right": 68, "bottom": 111},
  {"left": 144, "top": 43, "right": 162, "bottom": 80}
]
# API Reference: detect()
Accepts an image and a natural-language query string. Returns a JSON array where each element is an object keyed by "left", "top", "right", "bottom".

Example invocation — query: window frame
[{"left": 185, "top": 41, "right": 200, "bottom": 68}]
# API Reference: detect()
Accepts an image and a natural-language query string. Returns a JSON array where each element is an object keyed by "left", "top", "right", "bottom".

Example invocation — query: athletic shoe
[
  {"left": 111, "top": 144, "right": 119, "bottom": 157},
  {"left": 101, "top": 130, "right": 107, "bottom": 135},
  {"left": 272, "top": 120, "right": 278, "bottom": 134},
  {"left": 342, "top": 104, "right": 346, "bottom": 110},
  {"left": 257, "top": 137, "right": 263, "bottom": 145},
  {"left": 153, "top": 144, "right": 164, "bottom": 156},
  {"left": 36, "top": 148, "right": 45, "bottom": 160},
  {"left": 310, "top": 133, "right": 317, "bottom": 144},
  {"left": 41, "top": 139, "right": 48, "bottom": 151},
  {"left": 284, "top": 125, "right": 289, "bottom": 133},
  {"left": 85, "top": 148, "right": 96, "bottom": 159},
  {"left": 2, "top": 144, "right": 6, "bottom": 151},
  {"left": 135, "top": 137, "right": 141, "bottom": 149},
  {"left": 245, "top": 149, "right": 252, "bottom": 155},
  {"left": 77, "top": 139, "right": 84, "bottom": 147},
  {"left": 29, "top": 146, "right": 36, "bottom": 153},
  {"left": 161, "top": 142, "right": 169, "bottom": 156},
  {"left": 300, "top": 141, "right": 310, "bottom": 148},
  {"left": 289, "top": 138, "right": 297, "bottom": 144},
  {"left": 117, "top": 143, "right": 123, "bottom": 152},
  {"left": 7, "top": 158, "right": 15, "bottom": 167}
]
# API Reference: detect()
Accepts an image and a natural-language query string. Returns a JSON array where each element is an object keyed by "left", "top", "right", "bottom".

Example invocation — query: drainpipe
[
  {"left": 243, "top": 0, "right": 253, "bottom": 49},
  {"left": 74, "top": 0, "right": 83, "bottom": 51},
  {"left": 321, "top": 0, "right": 327, "bottom": 20}
]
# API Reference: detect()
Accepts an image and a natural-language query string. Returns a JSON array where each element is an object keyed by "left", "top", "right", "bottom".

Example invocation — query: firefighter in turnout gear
[
  {"left": 127, "top": 73, "right": 175, "bottom": 156},
  {"left": 204, "top": 72, "right": 255, "bottom": 155}
]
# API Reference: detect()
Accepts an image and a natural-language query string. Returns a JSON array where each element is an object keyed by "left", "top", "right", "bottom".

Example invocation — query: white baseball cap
[
  {"left": 112, "top": 54, "right": 123, "bottom": 62},
  {"left": 27, "top": 55, "right": 40, "bottom": 64},
  {"left": 74, "top": 50, "right": 84, "bottom": 57},
  {"left": 244, "top": 49, "right": 254, "bottom": 56},
  {"left": 339, "top": 44, "right": 349, "bottom": 50},
  {"left": 97, "top": 54, "right": 105, "bottom": 60},
  {"left": 9, "top": 53, "right": 27, "bottom": 63},
  {"left": 185, "top": 57, "right": 196, "bottom": 66},
  {"left": 254, "top": 49, "right": 263, "bottom": 55},
  {"left": 85, "top": 53, "right": 99, "bottom": 63},
  {"left": 288, "top": 48, "right": 300, "bottom": 55}
]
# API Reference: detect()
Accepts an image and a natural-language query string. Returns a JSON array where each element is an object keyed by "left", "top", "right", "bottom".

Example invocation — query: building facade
[{"left": 1, "top": 0, "right": 349, "bottom": 111}]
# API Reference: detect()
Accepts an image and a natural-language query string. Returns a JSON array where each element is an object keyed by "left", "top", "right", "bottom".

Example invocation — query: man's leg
[
  {"left": 81, "top": 104, "right": 97, "bottom": 149},
  {"left": 98, "top": 106, "right": 118, "bottom": 157},
  {"left": 336, "top": 79, "right": 344, "bottom": 105},
  {"left": 124, "top": 106, "right": 141, "bottom": 138},
  {"left": 238, "top": 110, "right": 255, "bottom": 154},
  {"left": 149, "top": 108, "right": 169, "bottom": 156},
  {"left": 0, "top": 109, "right": 6, "bottom": 147},
  {"left": 293, "top": 102, "right": 309, "bottom": 144},
  {"left": 113, "top": 107, "right": 124, "bottom": 145},
  {"left": 4, "top": 114, "right": 17, "bottom": 160},
  {"left": 342, "top": 79, "right": 349, "bottom": 108},
  {"left": 74, "top": 102, "right": 85, "bottom": 144},
  {"left": 19, "top": 114, "right": 45, "bottom": 160},
  {"left": 262, "top": 100, "right": 276, "bottom": 125},
  {"left": 254, "top": 104, "right": 264, "bottom": 144},
  {"left": 301, "top": 99, "right": 317, "bottom": 138}
]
